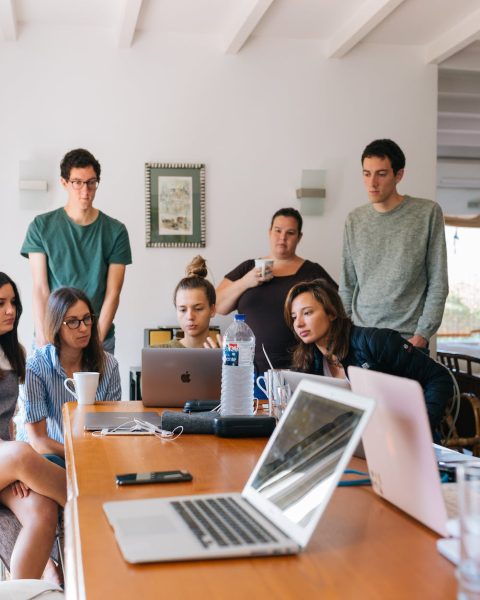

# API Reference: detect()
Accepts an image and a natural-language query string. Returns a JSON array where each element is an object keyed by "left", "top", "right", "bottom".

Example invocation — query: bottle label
[{"left": 223, "top": 343, "right": 239, "bottom": 366}]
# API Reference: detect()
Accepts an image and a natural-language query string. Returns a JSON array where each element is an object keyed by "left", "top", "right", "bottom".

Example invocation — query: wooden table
[{"left": 63, "top": 402, "right": 456, "bottom": 600}]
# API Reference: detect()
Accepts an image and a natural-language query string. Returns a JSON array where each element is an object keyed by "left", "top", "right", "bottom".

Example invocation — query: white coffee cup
[
  {"left": 64, "top": 372, "right": 100, "bottom": 405},
  {"left": 254, "top": 258, "right": 274, "bottom": 279}
]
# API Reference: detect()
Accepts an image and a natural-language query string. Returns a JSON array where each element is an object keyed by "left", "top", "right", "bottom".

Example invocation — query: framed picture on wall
[{"left": 145, "top": 163, "right": 206, "bottom": 248}]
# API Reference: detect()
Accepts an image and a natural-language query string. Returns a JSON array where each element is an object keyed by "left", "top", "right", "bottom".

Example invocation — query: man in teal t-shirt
[{"left": 21, "top": 148, "right": 132, "bottom": 353}]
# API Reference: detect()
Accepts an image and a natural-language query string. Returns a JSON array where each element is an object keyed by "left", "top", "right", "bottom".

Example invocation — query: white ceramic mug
[
  {"left": 64, "top": 372, "right": 100, "bottom": 405},
  {"left": 254, "top": 258, "right": 274, "bottom": 279}
]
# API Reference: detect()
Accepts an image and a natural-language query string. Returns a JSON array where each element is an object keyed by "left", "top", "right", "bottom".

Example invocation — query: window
[{"left": 439, "top": 225, "right": 480, "bottom": 338}]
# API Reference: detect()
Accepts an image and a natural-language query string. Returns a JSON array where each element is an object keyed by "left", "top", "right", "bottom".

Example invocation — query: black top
[
  {"left": 306, "top": 325, "right": 453, "bottom": 434},
  {"left": 0, "top": 371, "right": 18, "bottom": 441},
  {"left": 225, "top": 259, "right": 337, "bottom": 374}
]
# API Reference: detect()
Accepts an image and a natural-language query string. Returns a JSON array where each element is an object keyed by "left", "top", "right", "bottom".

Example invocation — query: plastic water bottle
[{"left": 220, "top": 314, "right": 255, "bottom": 416}]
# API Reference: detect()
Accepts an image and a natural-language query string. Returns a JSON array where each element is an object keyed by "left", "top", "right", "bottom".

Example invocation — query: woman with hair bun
[{"left": 160, "top": 256, "right": 219, "bottom": 349}]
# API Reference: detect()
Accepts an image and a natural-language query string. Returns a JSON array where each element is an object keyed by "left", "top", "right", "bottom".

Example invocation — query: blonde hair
[
  {"left": 174, "top": 256, "right": 216, "bottom": 306},
  {"left": 185, "top": 255, "right": 208, "bottom": 278}
]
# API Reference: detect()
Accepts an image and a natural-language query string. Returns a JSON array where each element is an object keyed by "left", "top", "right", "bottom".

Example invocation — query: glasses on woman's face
[{"left": 63, "top": 314, "right": 95, "bottom": 330}]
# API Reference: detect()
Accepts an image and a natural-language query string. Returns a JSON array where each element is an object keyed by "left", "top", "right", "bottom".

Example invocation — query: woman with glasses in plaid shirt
[{"left": 16, "top": 287, "right": 121, "bottom": 465}]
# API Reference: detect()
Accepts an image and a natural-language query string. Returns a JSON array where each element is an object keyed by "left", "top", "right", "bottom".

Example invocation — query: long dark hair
[
  {"left": 0, "top": 273, "right": 26, "bottom": 382},
  {"left": 45, "top": 287, "right": 105, "bottom": 375},
  {"left": 173, "top": 256, "right": 216, "bottom": 307},
  {"left": 284, "top": 279, "right": 352, "bottom": 371}
]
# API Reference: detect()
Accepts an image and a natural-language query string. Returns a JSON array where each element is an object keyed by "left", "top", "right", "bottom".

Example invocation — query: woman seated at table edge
[
  {"left": 17, "top": 286, "right": 121, "bottom": 459},
  {"left": 0, "top": 271, "right": 66, "bottom": 581},
  {"left": 215, "top": 207, "right": 337, "bottom": 375},
  {"left": 284, "top": 278, "right": 453, "bottom": 436},
  {"left": 157, "top": 255, "right": 221, "bottom": 349}
]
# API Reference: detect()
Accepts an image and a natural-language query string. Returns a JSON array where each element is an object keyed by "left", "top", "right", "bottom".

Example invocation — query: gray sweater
[{"left": 339, "top": 196, "right": 448, "bottom": 340}]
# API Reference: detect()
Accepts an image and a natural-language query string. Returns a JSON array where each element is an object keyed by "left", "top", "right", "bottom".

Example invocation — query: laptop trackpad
[{"left": 117, "top": 514, "right": 178, "bottom": 536}]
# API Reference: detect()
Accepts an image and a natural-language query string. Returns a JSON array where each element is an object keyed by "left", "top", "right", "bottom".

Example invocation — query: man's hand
[{"left": 408, "top": 334, "right": 428, "bottom": 348}]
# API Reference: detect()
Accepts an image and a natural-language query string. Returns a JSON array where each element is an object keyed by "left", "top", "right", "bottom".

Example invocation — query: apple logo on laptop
[{"left": 181, "top": 371, "right": 191, "bottom": 383}]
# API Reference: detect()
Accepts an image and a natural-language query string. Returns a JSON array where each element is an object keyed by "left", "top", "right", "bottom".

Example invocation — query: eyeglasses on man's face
[
  {"left": 63, "top": 314, "right": 95, "bottom": 330},
  {"left": 68, "top": 178, "right": 99, "bottom": 191}
]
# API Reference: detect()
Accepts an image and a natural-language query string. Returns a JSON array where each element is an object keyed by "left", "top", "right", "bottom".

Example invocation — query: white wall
[{"left": 0, "top": 27, "right": 438, "bottom": 394}]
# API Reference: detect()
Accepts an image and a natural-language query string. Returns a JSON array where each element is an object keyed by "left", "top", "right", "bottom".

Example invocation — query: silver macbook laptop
[
  {"left": 103, "top": 380, "right": 375, "bottom": 563},
  {"left": 142, "top": 348, "right": 222, "bottom": 408},
  {"left": 84, "top": 412, "right": 163, "bottom": 432},
  {"left": 281, "top": 370, "right": 351, "bottom": 392},
  {"left": 348, "top": 366, "right": 455, "bottom": 537}
]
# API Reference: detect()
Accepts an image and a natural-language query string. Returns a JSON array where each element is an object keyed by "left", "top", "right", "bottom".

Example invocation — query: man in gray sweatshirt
[{"left": 339, "top": 139, "right": 448, "bottom": 350}]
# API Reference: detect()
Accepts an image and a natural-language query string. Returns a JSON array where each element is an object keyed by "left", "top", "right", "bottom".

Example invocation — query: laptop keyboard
[{"left": 171, "top": 496, "right": 280, "bottom": 549}]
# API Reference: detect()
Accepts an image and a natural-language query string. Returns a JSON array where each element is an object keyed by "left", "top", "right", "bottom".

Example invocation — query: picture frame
[{"left": 145, "top": 162, "right": 206, "bottom": 248}]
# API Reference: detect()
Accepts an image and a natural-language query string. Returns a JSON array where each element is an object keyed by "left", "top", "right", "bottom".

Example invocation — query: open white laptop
[
  {"left": 348, "top": 366, "right": 457, "bottom": 537},
  {"left": 103, "top": 380, "right": 375, "bottom": 563},
  {"left": 142, "top": 348, "right": 222, "bottom": 408},
  {"left": 281, "top": 370, "right": 351, "bottom": 392}
]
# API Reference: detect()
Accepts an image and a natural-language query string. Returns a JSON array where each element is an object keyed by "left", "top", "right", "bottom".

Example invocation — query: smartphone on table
[{"left": 116, "top": 470, "right": 193, "bottom": 486}]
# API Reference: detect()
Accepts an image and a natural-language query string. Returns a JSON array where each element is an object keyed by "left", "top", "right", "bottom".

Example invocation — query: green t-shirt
[{"left": 21, "top": 208, "right": 132, "bottom": 339}]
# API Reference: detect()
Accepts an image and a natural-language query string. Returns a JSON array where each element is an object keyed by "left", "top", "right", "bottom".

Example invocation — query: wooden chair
[
  {"left": 437, "top": 351, "right": 480, "bottom": 396},
  {"left": 437, "top": 352, "right": 480, "bottom": 455},
  {"left": 442, "top": 392, "right": 480, "bottom": 456},
  {"left": 144, "top": 326, "right": 222, "bottom": 347}
]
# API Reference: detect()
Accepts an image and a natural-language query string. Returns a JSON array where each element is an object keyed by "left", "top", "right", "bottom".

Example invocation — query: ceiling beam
[
  {"left": 224, "top": 0, "right": 276, "bottom": 55},
  {"left": 117, "top": 0, "right": 143, "bottom": 48},
  {"left": 327, "top": 0, "right": 406, "bottom": 59},
  {"left": 425, "top": 7, "right": 480, "bottom": 64},
  {"left": 0, "top": 0, "right": 17, "bottom": 42}
]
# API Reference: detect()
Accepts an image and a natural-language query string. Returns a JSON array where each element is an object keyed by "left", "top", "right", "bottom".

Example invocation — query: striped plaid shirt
[{"left": 16, "top": 344, "right": 121, "bottom": 444}]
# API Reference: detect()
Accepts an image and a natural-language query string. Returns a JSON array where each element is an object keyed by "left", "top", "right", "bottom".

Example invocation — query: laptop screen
[{"left": 250, "top": 390, "right": 364, "bottom": 528}]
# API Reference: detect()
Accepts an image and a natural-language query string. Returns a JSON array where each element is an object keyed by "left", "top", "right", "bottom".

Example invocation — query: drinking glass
[{"left": 457, "top": 462, "right": 480, "bottom": 599}]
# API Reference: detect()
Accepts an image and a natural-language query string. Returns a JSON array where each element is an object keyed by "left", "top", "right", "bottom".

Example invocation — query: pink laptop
[{"left": 348, "top": 366, "right": 450, "bottom": 536}]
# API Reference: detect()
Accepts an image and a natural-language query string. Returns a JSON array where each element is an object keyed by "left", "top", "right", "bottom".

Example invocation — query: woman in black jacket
[{"left": 284, "top": 278, "right": 453, "bottom": 435}]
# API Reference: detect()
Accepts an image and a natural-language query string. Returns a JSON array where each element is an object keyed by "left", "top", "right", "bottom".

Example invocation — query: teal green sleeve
[
  {"left": 20, "top": 218, "right": 46, "bottom": 257},
  {"left": 109, "top": 223, "right": 132, "bottom": 265}
]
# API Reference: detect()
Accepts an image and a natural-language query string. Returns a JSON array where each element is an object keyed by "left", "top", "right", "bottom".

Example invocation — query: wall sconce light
[
  {"left": 296, "top": 170, "right": 326, "bottom": 215},
  {"left": 19, "top": 160, "right": 49, "bottom": 193},
  {"left": 19, "top": 160, "right": 51, "bottom": 209},
  {"left": 19, "top": 179, "right": 48, "bottom": 191}
]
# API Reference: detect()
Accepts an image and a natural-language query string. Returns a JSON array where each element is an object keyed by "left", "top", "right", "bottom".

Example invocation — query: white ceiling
[
  {"left": 2, "top": 0, "right": 480, "bottom": 158},
  {"left": 0, "top": 0, "right": 478, "bottom": 63}
]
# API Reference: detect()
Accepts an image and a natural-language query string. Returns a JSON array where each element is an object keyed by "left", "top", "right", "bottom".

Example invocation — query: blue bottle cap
[{"left": 235, "top": 314, "right": 246, "bottom": 321}]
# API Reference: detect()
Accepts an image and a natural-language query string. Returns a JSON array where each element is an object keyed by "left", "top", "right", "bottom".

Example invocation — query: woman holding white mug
[
  {"left": 216, "top": 207, "right": 336, "bottom": 377},
  {"left": 17, "top": 287, "right": 120, "bottom": 462}
]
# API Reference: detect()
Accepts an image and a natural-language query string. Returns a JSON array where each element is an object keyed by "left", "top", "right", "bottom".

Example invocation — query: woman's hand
[
  {"left": 204, "top": 334, "right": 223, "bottom": 349},
  {"left": 244, "top": 265, "right": 274, "bottom": 289},
  {"left": 11, "top": 480, "right": 30, "bottom": 498}
]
